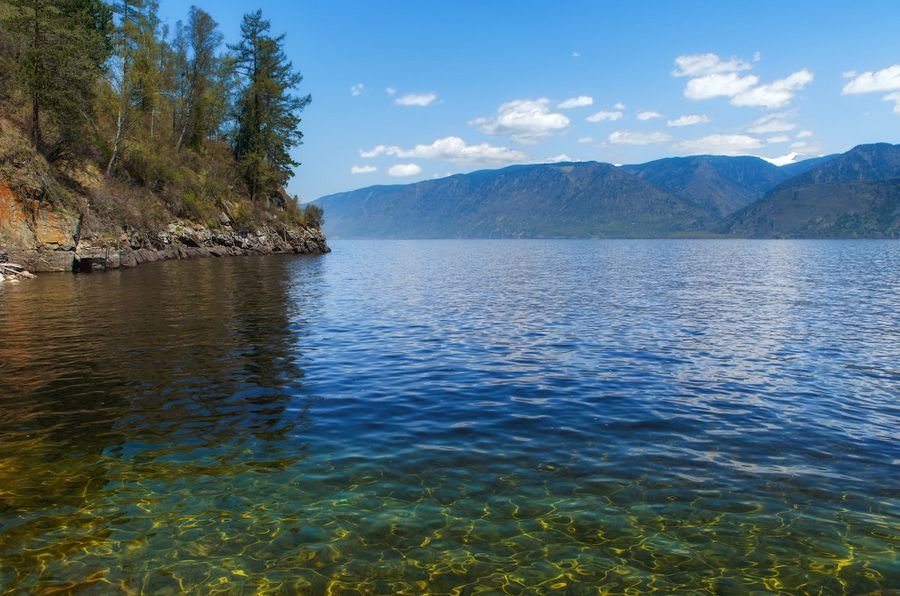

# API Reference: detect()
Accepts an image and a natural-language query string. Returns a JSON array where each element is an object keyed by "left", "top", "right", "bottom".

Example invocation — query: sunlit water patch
[{"left": 0, "top": 240, "right": 898, "bottom": 593}]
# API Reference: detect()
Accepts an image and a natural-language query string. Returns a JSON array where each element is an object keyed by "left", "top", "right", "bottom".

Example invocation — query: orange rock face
[{"left": 0, "top": 181, "right": 78, "bottom": 250}]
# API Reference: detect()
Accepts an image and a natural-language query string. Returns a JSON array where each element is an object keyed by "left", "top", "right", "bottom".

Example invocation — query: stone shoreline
[{"left": 1, "top": 220, "right": 330, "bottom": 274}]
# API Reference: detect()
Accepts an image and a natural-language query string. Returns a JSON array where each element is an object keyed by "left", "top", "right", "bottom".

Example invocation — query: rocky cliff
[
  {"left": 0, "top": 182, "right": 329, "bottom": 273},
  {"left": 0, "top": 122, "right": 329, "bottom": 274}
]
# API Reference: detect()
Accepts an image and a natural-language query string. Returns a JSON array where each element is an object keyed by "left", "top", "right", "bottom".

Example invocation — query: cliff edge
[{"left": 0, "top": 120, "right": 328, "bottom": 274}]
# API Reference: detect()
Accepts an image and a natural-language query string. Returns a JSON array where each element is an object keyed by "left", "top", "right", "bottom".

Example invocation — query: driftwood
[{"left": 0, "top": 263, "right": 35, "bottom": 280}]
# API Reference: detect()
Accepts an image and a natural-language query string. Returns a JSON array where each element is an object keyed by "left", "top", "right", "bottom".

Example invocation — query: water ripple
[{"left": 0, "top": 240, "right": 898, "bottom": 593}]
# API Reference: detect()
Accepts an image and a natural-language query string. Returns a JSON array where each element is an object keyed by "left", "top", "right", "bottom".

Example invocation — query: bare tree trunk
[{"left": 106, "top": 108, "right": 125, "bottom": 176}]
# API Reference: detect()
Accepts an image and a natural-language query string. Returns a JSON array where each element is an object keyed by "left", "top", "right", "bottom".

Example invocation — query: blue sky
[{"left": 157, "top": 0, "right": 900, "bottom": 201}]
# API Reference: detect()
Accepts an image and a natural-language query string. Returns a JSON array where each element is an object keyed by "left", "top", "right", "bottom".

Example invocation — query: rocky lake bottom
[{"left": 0, "top": 239, "right": 897, "bottom": 593}]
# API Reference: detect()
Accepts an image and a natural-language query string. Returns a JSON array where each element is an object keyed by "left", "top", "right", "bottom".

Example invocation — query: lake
[{"left": 0, "top": 240, "right": 897, "bottom": 593}]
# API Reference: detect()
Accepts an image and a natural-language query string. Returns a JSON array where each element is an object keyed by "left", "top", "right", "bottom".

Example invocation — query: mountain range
[{"left": 314, "top": 143, "right": 900, "bottom": 239}]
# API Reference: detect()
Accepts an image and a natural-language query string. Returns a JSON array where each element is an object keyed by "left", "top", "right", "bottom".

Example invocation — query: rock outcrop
[{"left": 0, "top": 181, "right": 329, "bottom": 273}]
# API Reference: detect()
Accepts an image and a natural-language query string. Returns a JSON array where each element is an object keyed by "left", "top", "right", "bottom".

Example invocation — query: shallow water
[{"left": 0, "top": 240, "right": 898, "bottom": 593}]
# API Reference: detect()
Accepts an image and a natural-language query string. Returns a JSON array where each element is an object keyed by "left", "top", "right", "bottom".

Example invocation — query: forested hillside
[{"left": 0, "top": 0, "right": 326, "bottom": 272}]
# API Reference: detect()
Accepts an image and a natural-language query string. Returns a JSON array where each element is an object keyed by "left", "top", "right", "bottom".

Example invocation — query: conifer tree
[
  {"left": 231, "top": 10, "right": 310, "bottom": 201},
  {"left": 2, "top": 0, "right": 110, "bottom": 154}
]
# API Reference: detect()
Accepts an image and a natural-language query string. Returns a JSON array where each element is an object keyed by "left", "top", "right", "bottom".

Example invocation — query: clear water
[{"left": 0, "top": 240, "right": 897, "bottom": 593}]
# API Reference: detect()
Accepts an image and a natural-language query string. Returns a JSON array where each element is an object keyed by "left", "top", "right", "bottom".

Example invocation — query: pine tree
[
  {"left": 231, "top": 10, "right": 310, "bottom": 202},
  {"left": 2, "top": 0, "right": 111, "bottom": 154}
]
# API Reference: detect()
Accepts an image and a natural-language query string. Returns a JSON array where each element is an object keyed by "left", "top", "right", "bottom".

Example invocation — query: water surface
[{"left": 0, "top": 240, "right": 898, "bottom": 593}]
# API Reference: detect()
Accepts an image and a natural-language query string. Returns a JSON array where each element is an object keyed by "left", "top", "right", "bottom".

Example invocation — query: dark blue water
[{"left": 0, "top": 240, "right": 898, "bottom": 593}]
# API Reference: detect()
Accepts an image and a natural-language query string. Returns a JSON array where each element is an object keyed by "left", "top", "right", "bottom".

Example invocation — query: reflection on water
[{"left": 0, "top": 241, "right": 898, "bottom": 593}]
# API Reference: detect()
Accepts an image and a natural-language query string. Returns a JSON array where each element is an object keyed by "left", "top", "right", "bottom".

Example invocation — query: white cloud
[
  {"left": 796, "top": 130, "right": 814, "bottom": 138},
  {"left": 471, "top": 98, "right": 570, "bottom": 143},
  {"left": 577, "top": 136, "right": 593, "bottom": 144},
  {"left": 884, "top": 92, "right": 900, "bottom": 114},
  {"left": 608, "top": 130, "right": 671, "bottom": 145},
  {"left": 360, "top": 136, "right": 527, "bottom": 164},
  {"left": 386, "top": 87, "right": 397, "bottom": 96},
  {"left": 587, "top": 110, "right": 623, "bottom": 122},
  {"left": 685, "top": 72, "right": 760, "bottom": 100},
  {"left": 613, "top": 102, "right": 626, "bottom": 110},
  {"left": 731, "top": 69, "right": 814, "bottom": 108},
  {"left": 675, "top": 134, "right": 763, "bottom": 155},
  {"left": 753, "top": 51, "right": 761, "bottom": 63},
  {"left": 746, "top": 112, "right": 796, "bottom": 134},
  {"left": 351, "top": 165, "right": 377, "bottom": 174},
  {"left": 388, "top": 163, "right": 422, "bottom": 177},
  {"left": 351, "top": 83, "right": 365, "bottom": 96},
  {"left": 790, "top": 141, "right": 810, "bottom": 151},
  {"left": 667, "top": 114, "right": 710, "bottom": 127},
  {"left": 676, "top": 53, "right": 813, "bottom": 109},
  {"left": 636, "top": 110, "right": 663, "bottom": 121},
  {"left": 545, "top": 154, "right": 573, "bottom": 163},
  {"left": 842, "top": 65, "right": 900, "bottom": 115},
  {"left": 767, "top": 135, "right": 790, "bottom": 144},
  {"left": 360, "top": 145, "right": 388, "bottom": 158},
  {"left": 395, "top": 92, "right": 439, "bottom": 107},
  {"left": 558, "top": 95, "right": 594, "bottom": 109},
  {"left": 842, "top": 65, "right": 900, "bottom": 94},
  {"left": 673, "top": 53, "right": 752, "bottom": 77}
]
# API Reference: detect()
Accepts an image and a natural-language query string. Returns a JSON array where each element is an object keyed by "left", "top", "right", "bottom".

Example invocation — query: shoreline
[{"left": 1, "top": 220, "right": 330, "bottom": 275}]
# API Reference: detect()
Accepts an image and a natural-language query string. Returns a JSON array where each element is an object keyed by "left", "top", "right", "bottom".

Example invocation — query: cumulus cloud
[
  {"left": 545, "top": 154, "right": 573, "bottom": 163},
  {"left": 884, "top": 92, "right": 900, "bottom": 114},
  {"left": 558, "top": 96, "right": 594, "bottom": 109},
  {"left": 767, "top": 135, "right": 790, "bottom": 144},
  {"left": 388, "top": 163, "right": 422, "bottom": 177},
  {"left": 613, "top": 102, "right": 626, "bottom": 110},
  {"left": 351, "top": 83, "right": 365, "bottom": 96},
  {"left": 608, "top": 130, "right": 671, "bottom": 145},
  {"left": 842, "top": 65, "right": 900, "bottom": 115},
  {"left": 673, "top": 53, "right": 752, "bottom": 77},
  {"left": 351, "top": 165, "right": 377, "bottom": 174},
  {"left": 842, "top": 65, "right": 900, "bottom": 94},
  {"left": 360, "top": 136, "right": 527, "bottom": 165},
  {"left": 685, "top": 72, "right": 760, "bottom": 100},
  {"left": 675, "top": 134, "right": 763, "bottom": 155},
  {"left": 471, "top": 98, "right": 570, "bottom": 143},
  {"left": 636, "top": 110, "right": 663, "bottom": 121},
  {"left": 789, "top": 139, "right": 824, "bottom": 154},
  {"left": 731, "top": 70, "right": 814, "bottom": 108},
  {"left": 587, "top": 110, "right": 623, "bottom": 122},
  {"left": 746, "top": 112, "right": 796, "bottom": 134},
  {"left": 395, "top": 92, "right": 439, "bottom": 107},
  {"left": 577, "top": 136, "right": 593, "bottom": 144},
  {"left": 469, "top": 98, "right": 569, "bottom": 143},
  {"left": 675, "top": 53, "right": 813, "bottom": 108},
  {"left": 796, "top": 130, "right": 814, "bottom": 139},
  {"left": 667, "top": 114, "right": 710, "bottom": 127}
]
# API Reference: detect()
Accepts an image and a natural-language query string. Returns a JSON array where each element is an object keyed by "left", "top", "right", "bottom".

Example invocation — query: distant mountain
[
  {"left": 778, "top": 154, "right": 838, "bottom": 178},
  {"left": 315, "top": 144, "right": 900, "bottom": 240},
  {"left": 722, "top": 144, "right": 900, "bottom": 238},
  {"left": 722, "top": 180, "right": 900, "bottom": 238},
  {"left": 621, "top": 155, "right": 788, "bottom": 217},
  {"left": 316, "top": 162, "right": 712, "bottom": 239},
  {"left": 775, "top": 143, "right": 900, "bottom": 188}
]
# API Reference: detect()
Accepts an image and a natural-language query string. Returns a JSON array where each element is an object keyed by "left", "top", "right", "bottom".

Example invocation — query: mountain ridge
[{"left": 315, "top": 144, "right": 899, "bottom": 239}]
